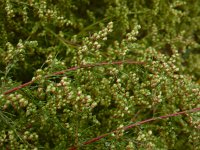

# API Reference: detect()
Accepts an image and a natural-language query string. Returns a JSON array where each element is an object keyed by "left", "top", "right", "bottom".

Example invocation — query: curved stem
[
  {"left": 3, "top": 60, "right": 145, "bottom": 95},
  {"left": 69, "top": 107, "right": 200, "bottom": 150}
]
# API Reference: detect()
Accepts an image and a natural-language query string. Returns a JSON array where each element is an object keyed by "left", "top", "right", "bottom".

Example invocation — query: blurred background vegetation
[{"left": 0, "top": 0, "right": 199, "bottom": 82}]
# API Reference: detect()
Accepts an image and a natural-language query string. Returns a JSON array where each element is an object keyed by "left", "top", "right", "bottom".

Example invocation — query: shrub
[{"left": 0, "top": 0, "right": 200, "bottom": 149}]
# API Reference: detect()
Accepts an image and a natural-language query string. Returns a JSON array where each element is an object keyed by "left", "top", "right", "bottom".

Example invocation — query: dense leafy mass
[{"left": 0, "top": 0, "right": 200, "bottom": 149}]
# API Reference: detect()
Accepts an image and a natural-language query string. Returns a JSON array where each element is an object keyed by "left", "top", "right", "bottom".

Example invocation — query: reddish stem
[
  {"left": 3, "top": 60, "right": 144, "bottom": 95},
  {"left": 69, "top": 107, "right": 200, "bottom": 150},
  {"left": 3, "top": 80, "right": 34, "bottom": 95}
]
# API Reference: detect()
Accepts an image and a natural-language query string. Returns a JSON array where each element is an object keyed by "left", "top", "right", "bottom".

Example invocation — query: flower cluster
[{"left": 73, "top": 21, "right": 113, "bottom": 65}]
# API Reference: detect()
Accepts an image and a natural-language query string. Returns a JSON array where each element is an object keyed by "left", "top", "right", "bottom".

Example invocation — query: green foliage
[{"left": 0, "top": 0, "right": 200, "bottom": 149}]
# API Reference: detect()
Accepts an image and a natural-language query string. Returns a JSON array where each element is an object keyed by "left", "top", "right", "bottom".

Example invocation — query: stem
[
  {"left": 3, "top": 60, "right": 145, "bottom": 95},
  {"left": 68, "top": 107, "right": 200, "bottom": 150}
]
